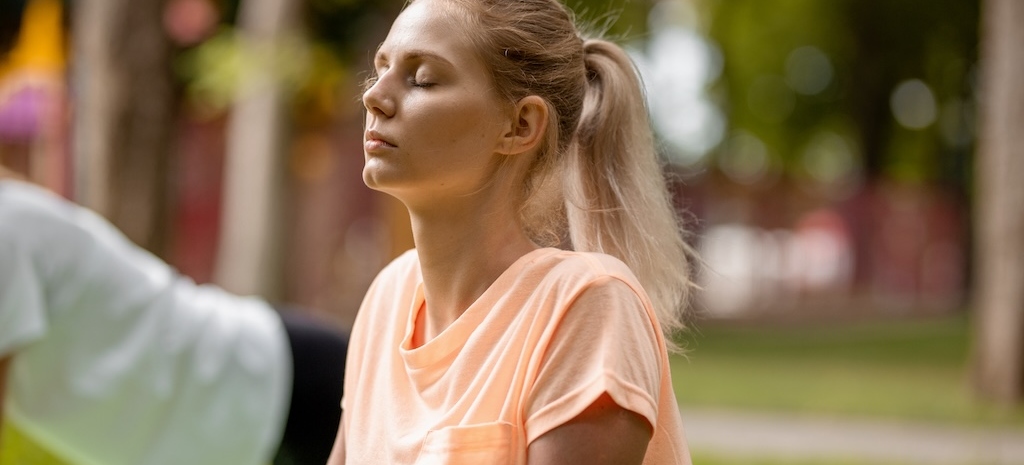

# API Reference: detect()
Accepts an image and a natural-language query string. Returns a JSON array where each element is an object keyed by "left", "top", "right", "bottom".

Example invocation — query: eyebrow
[{"left": 374, "top": 49, "right": 455, "bottom": 68}]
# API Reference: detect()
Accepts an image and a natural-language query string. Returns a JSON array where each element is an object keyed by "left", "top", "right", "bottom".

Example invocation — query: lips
[{"left": 364, "top": 129, "right": 397, "bottom": 150}]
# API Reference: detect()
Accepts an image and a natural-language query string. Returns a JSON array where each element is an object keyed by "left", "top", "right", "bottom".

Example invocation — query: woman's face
[{"left": 361, "top": 0, "right": 511, "bottom": 205}]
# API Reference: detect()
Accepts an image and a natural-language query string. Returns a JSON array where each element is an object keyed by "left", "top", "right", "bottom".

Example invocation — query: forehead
[{"left": 378, "top": 0, "right": 475, "bottom": 61}]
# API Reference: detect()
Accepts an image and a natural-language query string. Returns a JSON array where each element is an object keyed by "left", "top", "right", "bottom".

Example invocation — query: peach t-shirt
[{"left": 342, "top": 247, "right": 691, "bottom": 464}]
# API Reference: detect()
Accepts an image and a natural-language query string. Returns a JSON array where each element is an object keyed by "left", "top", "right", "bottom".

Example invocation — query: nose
[{"left": 362, "top": 76, "right": 395, "bottom": 118}]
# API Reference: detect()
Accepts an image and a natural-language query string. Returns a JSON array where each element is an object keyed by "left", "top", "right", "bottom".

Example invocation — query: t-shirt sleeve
[
  {"left": 524, "top": 275, "right": 663, "bottom": 445},
  {"left": 0, "top": 240, "right": 47, "bottom": 357}
]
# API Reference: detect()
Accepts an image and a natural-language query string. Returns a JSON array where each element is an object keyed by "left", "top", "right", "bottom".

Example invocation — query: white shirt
[{"left": 0, "top": 180, "right": 291, "bottom": 465}]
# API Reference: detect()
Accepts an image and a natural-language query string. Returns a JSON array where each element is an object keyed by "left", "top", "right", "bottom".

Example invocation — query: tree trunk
[
  {"left": 72, "top": 0, "right": 176, "bottom": 255},
  {"left": 212, "top": 0, "right": 301, "bottom": 299},
  {"left": 972, "top": 0, "right": 1024, "bottom": 406}
]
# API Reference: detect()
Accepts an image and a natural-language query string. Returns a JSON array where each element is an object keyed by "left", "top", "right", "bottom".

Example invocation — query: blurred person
[
  {"left": 0, "top": 166, "right": 348, "bottom": 465},
  {"left": 328, "top": 0, "right": 696, "bottom": 463},
  {"left": 0, "top": 0, "right": 66, "bottom": 190}
]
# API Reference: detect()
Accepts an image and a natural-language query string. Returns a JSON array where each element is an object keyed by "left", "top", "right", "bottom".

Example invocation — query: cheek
[
  {"left": 419, "top": 103, "right": 475, "bottom": 135},
  {"left": 429, "top": 102, "right": 502, "bottom": 149}
]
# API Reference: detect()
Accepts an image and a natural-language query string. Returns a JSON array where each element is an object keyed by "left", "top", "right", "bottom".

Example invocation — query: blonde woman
[{"left": 329, "top": 0, "right": 696, "bottom": 463}]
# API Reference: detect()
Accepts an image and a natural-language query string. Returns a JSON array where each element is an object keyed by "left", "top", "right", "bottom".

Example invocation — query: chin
[
  {"left": 361, "top": 167, "right": 384, "bottom": 191},
  {"left": 361, "top": 165, "right": 402, "bottom": 195}
]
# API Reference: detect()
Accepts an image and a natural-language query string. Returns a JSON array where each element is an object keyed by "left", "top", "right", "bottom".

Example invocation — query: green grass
[
  {"left": 1, "top": 420, "right": 68, "bottom": 465},
  {"left": 691, "top": 451, "right": 913, "bottom": 465},
  {"left": 670, "top": 315, "right": 1024, "bottom": 428}
]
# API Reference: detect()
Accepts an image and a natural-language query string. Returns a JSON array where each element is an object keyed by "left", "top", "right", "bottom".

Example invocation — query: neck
[{"left": 407, "top": 197, "right": 538, "bottom": 344}]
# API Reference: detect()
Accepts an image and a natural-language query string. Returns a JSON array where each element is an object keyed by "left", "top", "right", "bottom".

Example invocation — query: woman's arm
[
  {"left": 325, "top": 412, "right": 346, "bottom": 465},
  {"left": 527, "top": 393, "right": 651, "bottom": 465}
]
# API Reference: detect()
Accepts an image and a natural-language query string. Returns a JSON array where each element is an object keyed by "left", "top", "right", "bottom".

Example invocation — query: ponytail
[
  {"left": 446, "top": 0, "right": 696, "bottom": 349},
  {"left": 565, "top": 39, "right": 695, "bottom": 348}
]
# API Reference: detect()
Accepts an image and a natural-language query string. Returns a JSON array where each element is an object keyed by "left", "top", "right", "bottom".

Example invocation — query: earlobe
[{"left": 497, "top": 96, "right": 548, "bottom": 156}]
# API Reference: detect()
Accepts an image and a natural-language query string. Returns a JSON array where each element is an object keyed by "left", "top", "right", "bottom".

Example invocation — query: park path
[{"left": 681, "top": 407, "right": 1024, "bottom": 464}]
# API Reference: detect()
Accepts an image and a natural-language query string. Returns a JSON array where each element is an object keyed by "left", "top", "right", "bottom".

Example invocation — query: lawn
[
  {"left": 670, "top": 314, "right": 1024, "bottom": 428},
  {"left": 691, "top": 451, "right": 913, "bottom": 465}
]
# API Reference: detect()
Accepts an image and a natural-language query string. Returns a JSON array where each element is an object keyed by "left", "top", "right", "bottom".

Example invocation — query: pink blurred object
[
  {"left": 0, "top": 84, "right": 48, "bottom": 141},
  {"left": 164, "top": 0, "right": 219, "bottom": 46}
]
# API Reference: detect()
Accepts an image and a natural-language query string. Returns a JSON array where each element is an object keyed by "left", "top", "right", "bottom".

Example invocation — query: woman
[
  {"left": 0, "top": 171, "right": 348, "bottom": 465},
  {"left": 329, "top": 0, "right": 696, "bottom": 463}
]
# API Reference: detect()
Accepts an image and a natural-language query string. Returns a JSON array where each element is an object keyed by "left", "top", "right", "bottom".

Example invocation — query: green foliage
[
  {"left": 698, "top": 0, "right": 979, "bottom": 187},
  {"left": 176, "top": 27, "right": 333, "bottom": 117},
  {"left": 565, "top": 0, "right": 651, "bottom": 41}
]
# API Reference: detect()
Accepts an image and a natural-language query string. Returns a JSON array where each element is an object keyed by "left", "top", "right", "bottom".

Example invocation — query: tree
[
  {"left": 212, "top": 0, "right": 303, "bottom": 299},
  {"left": 72, "top": 0, "right": 176, "bottom": 255},
  {"left": 971, "top": 0, "right": 1024, "bottom": 406}
]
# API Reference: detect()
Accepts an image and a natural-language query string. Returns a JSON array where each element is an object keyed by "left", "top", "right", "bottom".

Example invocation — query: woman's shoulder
[
  {"left": 510, "top": 248, "right": 651, "bottom": 313},
  {"left": 529, "top": 248, "right": 641, "bottom": 288}
]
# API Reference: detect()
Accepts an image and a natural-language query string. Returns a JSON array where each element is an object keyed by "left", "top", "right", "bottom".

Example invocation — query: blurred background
[{"left": 1, "top": 0, "right": 1022, "bottom": 463}]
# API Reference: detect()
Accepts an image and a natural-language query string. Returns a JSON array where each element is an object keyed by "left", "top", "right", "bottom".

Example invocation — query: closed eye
[{"left": 410, "top": 79, "right": 436, "bottom": 88}]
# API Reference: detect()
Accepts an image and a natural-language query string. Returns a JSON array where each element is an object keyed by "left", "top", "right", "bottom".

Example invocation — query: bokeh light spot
[
  {"left": 890, "top": 79, "right": 937, "bottom": 130},
  {"left": 784, "top": 46, "right": 833, "bottom": 96},
  {"left": 719, "top": 130, "right": 772, "bottom": 185}
]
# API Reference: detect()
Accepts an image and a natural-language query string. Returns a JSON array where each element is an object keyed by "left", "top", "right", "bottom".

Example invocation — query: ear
[{"left": 496, "top": 95, "right": 549, "bottom": 156}]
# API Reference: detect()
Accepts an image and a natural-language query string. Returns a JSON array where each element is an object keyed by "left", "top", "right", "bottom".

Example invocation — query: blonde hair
[{"left": 433, "top": 0, "right": 697, "bottom": 348}]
